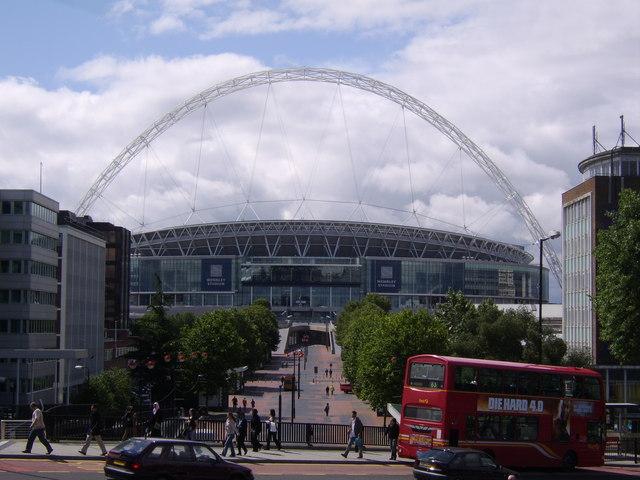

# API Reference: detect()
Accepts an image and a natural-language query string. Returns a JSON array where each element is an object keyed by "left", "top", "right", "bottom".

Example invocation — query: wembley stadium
[
  {"left": 129, "top": 219, "right": 547, "bottom": 319},
  {"left": 72, "top": 68, "right": 560, "bottom": 320}
]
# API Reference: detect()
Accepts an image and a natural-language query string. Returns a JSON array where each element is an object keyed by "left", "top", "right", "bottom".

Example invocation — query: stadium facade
[{"left": 129, "top": 220, "right": 548, "bottom": 319}]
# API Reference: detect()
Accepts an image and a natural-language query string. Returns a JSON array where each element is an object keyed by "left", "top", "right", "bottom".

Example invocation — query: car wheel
[{"left": 561, "top": 450, "right": 577, "bottom": 471}]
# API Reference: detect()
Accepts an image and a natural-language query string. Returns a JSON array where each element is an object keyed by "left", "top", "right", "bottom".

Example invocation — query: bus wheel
[
  {"left": 561, "top": 451, "right": 577, "bottom": 471},
  {"left": 482, "top": 449, "right": 495, "bottom": 460}
]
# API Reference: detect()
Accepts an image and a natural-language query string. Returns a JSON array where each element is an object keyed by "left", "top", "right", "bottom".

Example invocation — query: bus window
[
  {"left": 478, "top": 415, "right": 538, "bottom": 441},
  {"left": 409, "top": 362, "right": 445, "bottom": 388},
  {"left": 574, "top": 376, "right": 601, "bottom": 400},
  {"left": 516, "top": 372, "right": 541, "bottom": 396},
  {"left": 501, "top": 370, "right": 517, "bottom": 394},
  {"left": 466, "top": 416, "right": 477, "bottom": 439},
  {"left": 455, "top": 366, "right": 477, "bottom": 391},
  {"left": 587, "top": 421, "right": 604, "bottom": 444},
  {"left": 541, "top": 374, "right": 563, "bottom": 397},
  {"left": 477, "top": 369, "right": 500, "bottom": 393},
  {"left": 404, "top": 405, "right": 443, "bottom": 422},
  {"left": 478, "top": 415, "right": 500, "bottom": 439}
]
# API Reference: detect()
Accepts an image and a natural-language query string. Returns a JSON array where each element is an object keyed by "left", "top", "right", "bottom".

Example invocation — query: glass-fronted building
[{"left": 130, "top": 220, "right": 546, "bottom": 318}]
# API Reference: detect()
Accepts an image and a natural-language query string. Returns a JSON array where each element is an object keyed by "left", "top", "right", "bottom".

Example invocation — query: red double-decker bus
[{"left": 398, "top": 355, "right": 605, "bottom": 469}]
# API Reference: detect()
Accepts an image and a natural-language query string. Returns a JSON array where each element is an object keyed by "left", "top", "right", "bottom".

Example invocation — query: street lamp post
[
  {"left": 278, "top": 380, "right": 283, "bottom": 443},
  {"left": 538, "top": 231, "right": 560, "bottom": 363},
  {"left": 291, "top": 360, "right": 296, "bottom": 423},
  {"left": 297, "top": 351, "right": 302, "bottom": 400}
]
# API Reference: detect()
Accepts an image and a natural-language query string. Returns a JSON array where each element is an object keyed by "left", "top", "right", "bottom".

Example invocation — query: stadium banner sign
[
  {"left": 372, "top": 260, "right": 401, "bottom": 293},
  {"left": 201, "top": 258, "right": 232, "bottom": 291}
]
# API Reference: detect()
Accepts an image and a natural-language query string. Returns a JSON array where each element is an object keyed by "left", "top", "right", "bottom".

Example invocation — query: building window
[{"left": 1, "top": 201, "right": 10, "bottom": 214}]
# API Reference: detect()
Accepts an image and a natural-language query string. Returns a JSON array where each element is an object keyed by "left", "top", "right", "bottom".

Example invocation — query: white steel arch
[{"left": 76, "top": 67, "right": 562, "bottom": 287}]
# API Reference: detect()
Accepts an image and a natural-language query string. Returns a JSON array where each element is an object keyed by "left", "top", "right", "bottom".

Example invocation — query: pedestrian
[
  {"left": 250, "top": 398, "right": 255, "bottom": 409},
  {"left": 236, "top": 411, "right": 248, "bottom": 455},
  {"left": 323, "top": 403, "right": 330, "bottom": 416},
  {"left": 266, "top": 410, "right": 281, "bottom": 449},
  {"left": 329, "top": 368, "right": 333, "bottom": 378},
  {"left": 314, "top": 366, "right": 318, "bottom": 375},
  {"left": 121, "top": 405, "right": 135, "bottom": 441},
  {"left": 242, "top": 397, "right": 247, "bottom": 411},
  {"left": 232, "top": 396, "right": 238, "bottom": 411},
  {"left": 330, "top": 384, "right": 335, "bottom": 396},
  {"left": 341, "top": 410, "right": 364, "bottom": 459},
  {"left": 306, "top": 423, "right": 314, "bottom": 447},
  {"left": 221, "top": 412, "right": 238, "bottom": 457},
  {"left": 183, "top": 408, "right": 198, "bottom": 440},
  {"left": 329, "top": 363, "right": 332, "bottom": 368},
  {"left": 386, "top": 417, "right": 399, "bottom": 460},
  {"left": 325, "top": 368, "right": 329, "bottom": 378},
  {"left": 79, "top": 404, "right": 107, "bottom": 456},
  {"left": 22, "top": 402, "right": 53, "bottom": 454},
  {"left": 325, "top": 385, "right": 330, "bottom": 396},
  {"left": 146, "top": 402, "right": 162, "bottom": 437},
  {"left": 250, "top": 409, "right": 262, "bottom": 452}
]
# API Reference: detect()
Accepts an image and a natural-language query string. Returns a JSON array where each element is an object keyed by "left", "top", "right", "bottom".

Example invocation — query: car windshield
[
  {"left": 418, "top": 449, "right": 455, "bottom": 463},
  {"left": 111, "top": 438, "right": 151, "bottom": 455}
]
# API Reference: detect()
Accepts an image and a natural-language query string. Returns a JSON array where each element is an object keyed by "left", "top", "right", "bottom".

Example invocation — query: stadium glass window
[
  {"left": 0, "top": 260, "right": 8, "bottom": 273},
  {"left": 1, "top": 201, "right": 10, "bottom": 214}
]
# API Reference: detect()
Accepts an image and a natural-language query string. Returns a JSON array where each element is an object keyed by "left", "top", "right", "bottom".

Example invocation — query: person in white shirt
[
  {"left": 266, "top": 410, "right": 281, "bottom": 450},
  {"left": 23, "top": 402, "right": 53, "bottom": 454},
  {"left": 221, "top": 412, "right": 238, "bottom": 457}
]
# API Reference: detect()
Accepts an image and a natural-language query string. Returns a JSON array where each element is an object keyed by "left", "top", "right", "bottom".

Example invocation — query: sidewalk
[{"left": 0, "top": 440, "right": 408, "bottom": 465}]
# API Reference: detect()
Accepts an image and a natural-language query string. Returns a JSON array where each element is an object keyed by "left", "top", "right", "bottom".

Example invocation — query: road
[{"left": 0, "top": 460, "right": 638, "bottom": 479}]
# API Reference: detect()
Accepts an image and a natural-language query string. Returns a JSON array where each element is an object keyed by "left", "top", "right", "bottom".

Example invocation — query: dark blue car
[
  {"left": 413, "top": 447, "right": 519, "bottom": 480},
  {"left": 104, "top": 437, "right": 253, "bottom": 480}
]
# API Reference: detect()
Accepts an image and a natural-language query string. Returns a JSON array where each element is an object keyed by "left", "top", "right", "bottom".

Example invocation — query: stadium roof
[{"left": 132, "top": 220, "right": 533, "bottom": 264}]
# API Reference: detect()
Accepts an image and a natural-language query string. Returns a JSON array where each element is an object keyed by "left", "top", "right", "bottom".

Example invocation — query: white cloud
[{"left": 150, "top": 15, "right": 186, "bottom": 34}]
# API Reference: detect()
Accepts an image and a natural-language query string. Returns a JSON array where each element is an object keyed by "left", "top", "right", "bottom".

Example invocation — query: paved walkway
[
  {"left": 0, "top": 440, "right": 402, "bottom": 464},
  {"left": 231, "top": 322, "right": 384, "bottom": 426}
]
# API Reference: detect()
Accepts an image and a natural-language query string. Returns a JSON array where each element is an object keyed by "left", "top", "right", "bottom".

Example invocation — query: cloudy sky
[{"left": 1, "top": 0, "right": 639, "bottom": 300}]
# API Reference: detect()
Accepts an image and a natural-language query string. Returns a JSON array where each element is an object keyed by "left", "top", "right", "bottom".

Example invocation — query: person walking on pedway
[
  {"left": 146, "top": 402, "right": 162, "bottom": 437},
  {"left": 341, "top": 410, "right": 364, "bottom": 458},
  {"left": 22, "top": 402, "right": 53, "bottom": 454},
  {"left": 121, "top": 405, "right": 135, "bottom": 441},
  {"left": 324, "top": 402, "right": 330, "bottom": 416},
  {"left": 250, "top": 409, "right": 262, "bottom": 452},
  {"left": 330, "top": 384, "right": 335, "bottom": 395},
  {"left": 325, "top": 385, "right": 330, "bottom": 396},
  {"left": 266, "top": 409, "right": 281, "bottom": 449},
  {"left": 236, "top": 410, "right": 249, "bottom": 455},
  {"left": 79, "top": 404, "right": 107, "bottom": 456},
  {"left": 386, "top": 417, "right": 400, "bottom": 460},
  {"left": 221, "top": 411, "right": 238, "bottom": 457}
]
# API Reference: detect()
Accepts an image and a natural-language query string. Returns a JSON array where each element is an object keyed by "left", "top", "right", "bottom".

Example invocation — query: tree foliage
[
  {"left": 594, "top": 188, "right": 640, "bottom": 364},
  {"left": 77, "top": 368, "right": 133, "bottom": 415}
]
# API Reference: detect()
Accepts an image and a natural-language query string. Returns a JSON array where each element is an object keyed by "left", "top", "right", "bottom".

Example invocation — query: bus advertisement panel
[{"left": 398, "top": 355, "right": 605, "bottom": 469}]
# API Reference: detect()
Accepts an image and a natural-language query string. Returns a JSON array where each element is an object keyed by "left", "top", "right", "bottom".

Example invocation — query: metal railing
[
  {"left": 0, "top": 420, "right": 31, "bottom": 440},
  {"left": 42, "top": 415, "right": 389, "bottom": 446},
  {"left": 606, "top": 433, "right": 639, "bottom": 463}
]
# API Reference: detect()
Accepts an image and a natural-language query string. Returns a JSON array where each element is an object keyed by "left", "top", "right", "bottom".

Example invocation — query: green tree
[
  {"left": 355, "top": 309, "right": 449, "bottom": 410},
  {"left": 594, "top": 189, "right": 640, "bottom": 364},
  {"left": 180, "top": 310, "right": 247, "bottom": 396},
  {"left": 564, "top": 347, "right": 594, "bottom": 368},
  {"left": 77, "top": 368, "right": 133, "bottom": 415}
]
